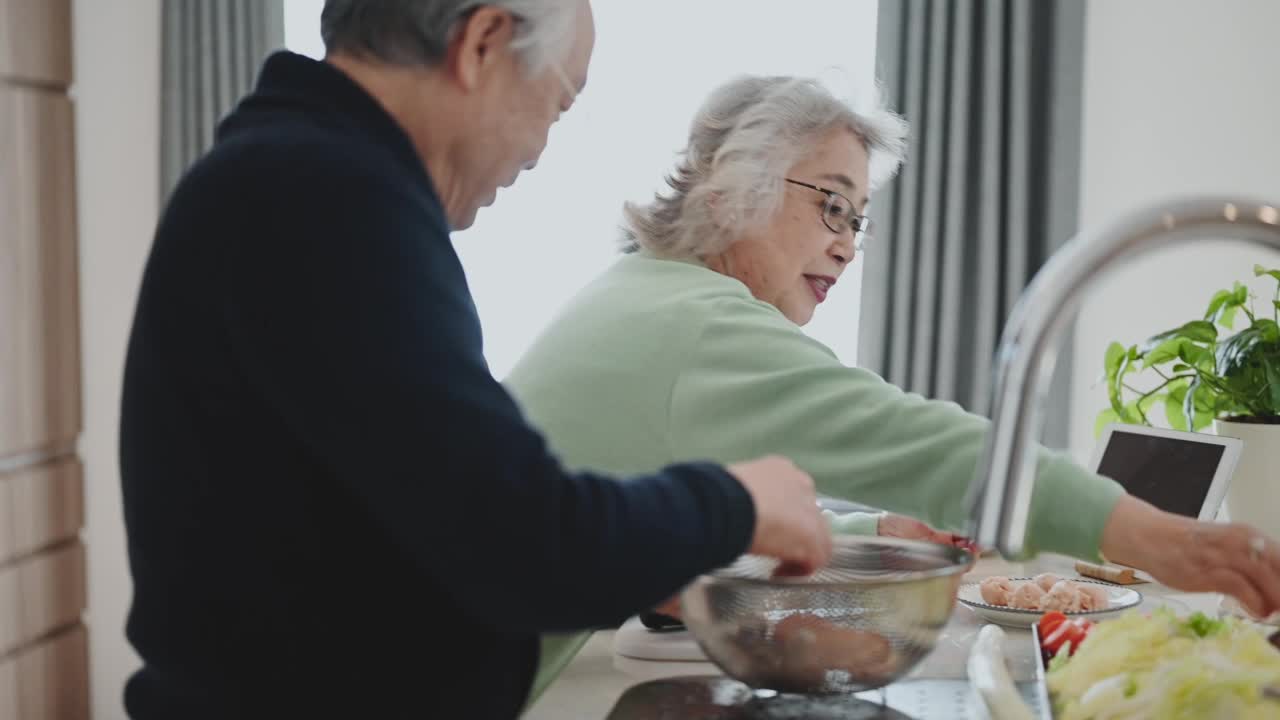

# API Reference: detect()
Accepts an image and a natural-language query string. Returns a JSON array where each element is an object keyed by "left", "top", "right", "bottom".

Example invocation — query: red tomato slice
[
  {"left": 1038, "top": 611, "right": 1068, "bottom": 640},
  {"left": 1043, "top": 618, "right": 1085, "bottom": 656},
  {"left": 1070, "top": 618, "right": 1094, "bottom": 654},
  {"left": 1034, "top": 607, "right": 1064, "bottom": 630}
]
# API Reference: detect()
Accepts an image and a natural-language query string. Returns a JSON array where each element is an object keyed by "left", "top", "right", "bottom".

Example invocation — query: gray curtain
[
  {"left": 161, "top": 0, "right": 285, "bottom": 199},
  {"left": 860, "top": 0, "right": 1086, "bottom": 447}
]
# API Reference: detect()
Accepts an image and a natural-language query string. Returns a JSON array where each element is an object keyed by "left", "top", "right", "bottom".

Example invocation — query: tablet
[{"left": 1090, "top": 423, "right": 1243, "bottom": 521}]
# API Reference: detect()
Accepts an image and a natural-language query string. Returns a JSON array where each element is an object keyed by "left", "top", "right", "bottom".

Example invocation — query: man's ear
[{"left": 444, "top": 7, "right": 518, "bottom": 92}]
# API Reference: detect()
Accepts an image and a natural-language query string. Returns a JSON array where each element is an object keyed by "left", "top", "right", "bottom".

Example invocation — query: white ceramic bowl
[{"left": 956, "top": 577, "right": 1142, "bottom": 628}]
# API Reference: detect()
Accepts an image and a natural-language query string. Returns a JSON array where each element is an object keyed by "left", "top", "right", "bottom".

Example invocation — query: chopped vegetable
[
  {"left": 1039, "top": 611, "right": 1068, "bottom": 638},
  {"left": 1039, "top": 613, "right": 1093, "bottom": 659},
  {"left": 1047, "top": 642, "right": 1073, "bottom": 673},
  {"left": 1182, "top": 611, "right": 1226, "bottom": 638},
  {"left": 1046, "top": 608, "right": 1280, "bottom": 720}
]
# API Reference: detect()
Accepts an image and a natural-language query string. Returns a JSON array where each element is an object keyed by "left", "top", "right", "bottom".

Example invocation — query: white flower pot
[
  {"left": 1214, "top": 418, "right": 1280, "bottom": 532},
  {"left": 1214, "top": 417, "right": 1280, "bottom": 623}
]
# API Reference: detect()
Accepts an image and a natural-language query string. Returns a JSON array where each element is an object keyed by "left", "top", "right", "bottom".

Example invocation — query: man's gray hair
[
  {"left": 321, "top": 0, "right": 578, "bottom": 72},
  {"left": 621, "top": 75, "right": 908, "bottom": 259}
]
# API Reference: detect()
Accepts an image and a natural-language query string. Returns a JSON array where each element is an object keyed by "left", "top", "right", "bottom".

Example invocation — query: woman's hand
[
  {"left": 878, "top": 514, "right": 979, "bottom": 570},
  {"left": 1101, "top": 494, "right": 1280, "bottom": 618},
  {"left": 877, "top": 513, "right": 962, "bottom": 545}
]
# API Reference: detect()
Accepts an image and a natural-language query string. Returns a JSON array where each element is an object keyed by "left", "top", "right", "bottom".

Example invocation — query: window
[{"left": 285, "top": 1, "right": 880, "bottom": 377}]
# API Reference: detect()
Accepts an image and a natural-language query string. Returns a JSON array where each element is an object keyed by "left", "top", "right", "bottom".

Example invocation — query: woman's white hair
[
  {"left": 621, "top": 75, "right": 908, "bottom": 258},
  {"left": 321, "top": 0, "right": 578, "bottom": 74}
]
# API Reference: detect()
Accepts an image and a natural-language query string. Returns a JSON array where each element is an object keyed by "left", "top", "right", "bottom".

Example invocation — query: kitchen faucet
[{"left": 965, "top": 197, "right": 1280, "bottom": 558}]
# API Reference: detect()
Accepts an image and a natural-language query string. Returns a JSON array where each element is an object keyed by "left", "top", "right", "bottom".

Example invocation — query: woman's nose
[
  {"left": 830, "top": 232, "right": 856, "bottom": 265},
  {"left": 830, "top": 243, "right": 854, "bottom": 266}
]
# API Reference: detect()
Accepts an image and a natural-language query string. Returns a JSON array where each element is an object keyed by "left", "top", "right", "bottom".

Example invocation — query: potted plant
[
  {"left": 1096, "top": 264, "right": 1280, "bottom": 595},
  {"left": 1096, "top": 264, "right": 1280, "bottom": 433}
]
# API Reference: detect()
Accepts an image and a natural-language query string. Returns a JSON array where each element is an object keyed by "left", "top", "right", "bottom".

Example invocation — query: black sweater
[{"left": 119, "top": 51, "right": 754, "bottom": 719}]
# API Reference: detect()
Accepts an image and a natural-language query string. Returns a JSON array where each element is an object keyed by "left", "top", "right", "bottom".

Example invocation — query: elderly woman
[{"left": 508, "top": 74, "right": 1280, "bottom": 703}]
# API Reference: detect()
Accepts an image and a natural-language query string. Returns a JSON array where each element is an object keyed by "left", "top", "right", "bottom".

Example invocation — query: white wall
[
  {"left": 1069, "top": 0, "right": 1280, "bottom": 461},
  {"left": 286, "top": 0, "right": 880, "bottom": 378},
  {"left": 72, "top": 1, "right": 160, "bottom": 717}
]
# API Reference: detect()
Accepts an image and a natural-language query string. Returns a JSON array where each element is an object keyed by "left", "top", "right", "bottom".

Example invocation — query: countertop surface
[{"left": 522, "top": 553, "right": 1220, "bottom": 719}]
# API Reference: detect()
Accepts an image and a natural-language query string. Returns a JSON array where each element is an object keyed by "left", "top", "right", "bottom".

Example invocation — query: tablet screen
[{"left": 1095, "top": 430, "right": 1226, "bottom": 518}]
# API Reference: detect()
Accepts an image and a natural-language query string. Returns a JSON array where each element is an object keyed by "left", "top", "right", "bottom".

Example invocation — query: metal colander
[{"left": 679, "top": 536, "right": 970, "bottom": 695}]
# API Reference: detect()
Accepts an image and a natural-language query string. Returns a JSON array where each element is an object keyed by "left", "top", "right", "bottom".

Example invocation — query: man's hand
[
  {"left": 727, "top": 455, "right": 832, "bottom": 576},
  {"left": 651, "top": 595, "right": 682, "bottom": 621}
]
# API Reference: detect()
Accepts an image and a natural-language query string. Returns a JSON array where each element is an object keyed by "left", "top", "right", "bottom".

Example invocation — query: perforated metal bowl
[{"left": 680, "top": 536, "right": 971, "bottom": 694}]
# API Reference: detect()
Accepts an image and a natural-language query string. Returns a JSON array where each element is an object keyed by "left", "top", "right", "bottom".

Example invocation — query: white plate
[{"left": 957, "top": 578, "right": 1142, "bottom": 628}]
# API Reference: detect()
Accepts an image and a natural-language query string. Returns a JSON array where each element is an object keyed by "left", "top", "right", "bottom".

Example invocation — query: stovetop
[{"left": 605, "top": 675, "right": 1048, "bottom": 719}]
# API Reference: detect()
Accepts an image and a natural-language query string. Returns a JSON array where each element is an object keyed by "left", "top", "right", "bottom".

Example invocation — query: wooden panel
[
  {"left": 0, "top": 650, "right": 18, "bottom": 720},
  {"left": 0, "top": 0, "right": 72, "bottom": 87},
  {"left": 0, "top": 561, "right": 15, "bottom": 658},
  {"left": 2, "top": 457, "right": 83, "bottom": 563},
  {"left": 13, "top": 625, "right": 89, "bottom": 720},
  {"left": 0, "top": 85, "right": 80, "bottom": 460},
  {"left": 0, "top": 469, "right": 12, "bottom": 563},
  {"left": 0, "top": 542, "right": 84, "bottom": 658}
]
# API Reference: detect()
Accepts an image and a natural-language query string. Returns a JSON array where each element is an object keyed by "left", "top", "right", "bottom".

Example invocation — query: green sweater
[{"left": 505, "top": 253, "right": 1124, "bottom": 706}]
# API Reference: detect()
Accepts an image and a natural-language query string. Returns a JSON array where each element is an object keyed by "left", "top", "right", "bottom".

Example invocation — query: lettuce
[
  {"left": 1047, "top": 608, "right": 1280, "bottom": 720},
  {"left": 1182, "top": 611, "right": 1225, "bottom": 638}
]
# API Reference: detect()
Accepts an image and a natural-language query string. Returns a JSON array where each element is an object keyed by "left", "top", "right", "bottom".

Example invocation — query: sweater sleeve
[
  {"left": 824, "top": 510, "right": 883, "bottom": 536},
  {"left": 668, "top": 296, "right": 1125, "bottom": 562},
  {"left": 219, "top": 151, "right": 754, "bottom": 633}
]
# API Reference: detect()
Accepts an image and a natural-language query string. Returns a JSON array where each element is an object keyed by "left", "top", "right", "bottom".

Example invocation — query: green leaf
[
  {"left": 1143, "top": 338, "right": 1185, "bottom": 368},
  {"left": 1267, "top": 356, "right": 1280, "bottom": 414},
  {"left": 1216, "top": 325, "right": 1274, "bottom": 377},
  {"left": 1214, "top": 393, "right": 1238, "bottom": 418},
  {"left": 1179, "top": 343, "right": 1216, "bottom": 372},
  {"left": 1105, "top": 342, "right": 1130, "bottom": 416},
  {"left": 1094, "top": 408, "right": 1121, "bottom": 437},
  {"left": 1254, "top": 264, "right": 1280, "bottom": 283},
  {"left": 1178, "top": 320, "right": 1219, "bottom": 344},
  {"left": 1221, "top": 304, "right": 1240, "bottom": 329},
  {"left": 1108, "top": 345, "right": 1149, "bottom": 423},
  {"left": 1142, "top": 321, "right": 1217, "bottom": 350},
  {"left": 1172, "top": 364, "right": 1192, "bottom": 373},
  {"left": 1104, "top": 342, "right": 1126, "bottom": 377},
  {"left": 1205, "top": 289, "right": 1234, "bottom": 322},
  {"left": 1122, "top": 394, "right": 1160, "bottom": 426},
  {"left": 1185, "top": 378, "right": 1205, "bottom": 431},
  {"left": 1166, "top": 382, "right": 1190, "bottom": 430},
  {"left": 1206, "top": 285, "right": 1250, "bottom": 327}
]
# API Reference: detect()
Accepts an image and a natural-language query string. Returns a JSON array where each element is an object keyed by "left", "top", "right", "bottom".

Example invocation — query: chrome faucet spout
[{"left": 965, "top": 197, "right": 1280, "bottom": 558}]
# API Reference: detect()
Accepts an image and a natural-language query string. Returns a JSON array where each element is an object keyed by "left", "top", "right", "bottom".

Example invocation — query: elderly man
[{"left": 118, "top": 1, "right": 832, "bottom": 718}]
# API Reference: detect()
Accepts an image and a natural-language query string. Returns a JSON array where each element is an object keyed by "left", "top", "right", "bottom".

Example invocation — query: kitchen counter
[{"left": 523, "top": 554, "right": 1220, "bottom": 719}]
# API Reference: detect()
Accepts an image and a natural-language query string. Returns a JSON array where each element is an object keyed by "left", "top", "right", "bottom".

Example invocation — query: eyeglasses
[{"left": 785, "top": 178, "right": 871, "bottom": 251}]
